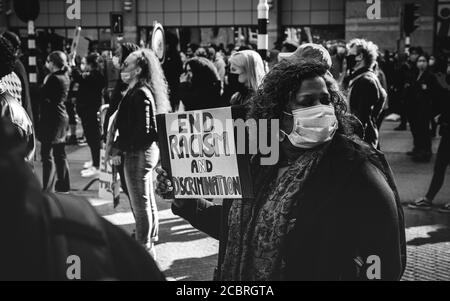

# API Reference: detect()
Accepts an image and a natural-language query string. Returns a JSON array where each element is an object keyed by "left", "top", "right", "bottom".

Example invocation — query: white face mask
[
  {"left": 120, "top": 71, "right": 132, "bottom": 84},
  {"left": 281, "top": 104, "right": 338, "bottom": 149},
  {"left": 112, "top": 56, "right": 121, "bottom": 70}
]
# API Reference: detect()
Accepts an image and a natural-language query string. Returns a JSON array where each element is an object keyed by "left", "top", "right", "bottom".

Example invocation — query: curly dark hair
[
  {"left": 0, "top": 36, "right": 16, "bottom": 79},
  {"left": 248, "top": 60, "right": 353, "bottom": 136}
]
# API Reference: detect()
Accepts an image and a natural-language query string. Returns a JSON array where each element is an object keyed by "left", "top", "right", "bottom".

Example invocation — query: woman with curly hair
[
  {"left": 157, "top": 52, "right": 406, "bottom": 280},
  {"left": 179, "top": 56, "right": 225, "bottom": 111},
  {"left": 110, "top": 49, "right": 171, "bottom": 257}
]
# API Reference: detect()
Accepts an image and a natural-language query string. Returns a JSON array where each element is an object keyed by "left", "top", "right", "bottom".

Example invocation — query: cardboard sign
[
  {"left": 99, "top": 149, "right": 113, "bottom": 200},
  {"left": 157, "top": 107, "right": 253, "bottom": 199}
]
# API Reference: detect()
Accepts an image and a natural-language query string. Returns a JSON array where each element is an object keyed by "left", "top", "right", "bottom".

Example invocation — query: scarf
[{"left": 220, "top": 144, "right": 329, "bottom": 280}]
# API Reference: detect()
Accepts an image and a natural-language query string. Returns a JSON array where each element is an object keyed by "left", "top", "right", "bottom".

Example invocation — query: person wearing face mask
[
  {"left": 72, "top": 53, "right": 106, "bottom": 177},
  {"left": 344, "top": 39, "right": 387, "bottom": 149},
  {"left": 227, "top": 50, "right": 266, "bottom": 107},
  {"left": 39, "top": 51, "right": 71, "bottom": 193},
  {"left": 179, "top": 56, "right": 225, "bottom": 111},
  {"left": 110, "top": 49, "right": 171, "bottom": 257},
  {"left": 162, "top": 32, "right": 183, "bottom": 112},
  {"left": 101, "top": 43, "right": 139, "bottom": 209},
  {"left": 405, "top": 54, "right": 440, "bottom": 162},
  {"left": 155, "top": 59, "right": 406, "bottom": 281},
  {"left": 394, "top": 47, "right": 423, "bottom": 131}
]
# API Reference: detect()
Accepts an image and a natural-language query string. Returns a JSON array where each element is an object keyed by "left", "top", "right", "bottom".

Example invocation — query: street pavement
[{"left": 33, "top": 121, "right": 450, "bottom": 281}]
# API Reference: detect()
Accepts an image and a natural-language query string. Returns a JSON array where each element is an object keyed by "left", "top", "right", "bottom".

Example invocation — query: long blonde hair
[
  {"left": 133, "top": 49, "right": 171, "bottom": 114},
  {"left": 229, "top": 50, "right": 266, "bottom": 93}
]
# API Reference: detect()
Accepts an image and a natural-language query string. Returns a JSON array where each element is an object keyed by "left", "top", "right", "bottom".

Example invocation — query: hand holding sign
[{"left": 156, "top": 107, "right": 253, "bottom": 199}]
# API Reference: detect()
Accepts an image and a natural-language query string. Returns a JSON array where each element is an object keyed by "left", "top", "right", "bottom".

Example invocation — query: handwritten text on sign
[{"left": 165, "top": 108, "right": 242, "bottom": 198}]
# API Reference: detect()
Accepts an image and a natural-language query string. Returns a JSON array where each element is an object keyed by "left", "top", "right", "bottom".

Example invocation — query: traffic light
[
  {"left": 111, "top": 13, "right": 124, "bottom": 34},
  {"left": 0, "top": 0, "right": 4, "bottom": 13},
  {"left": 403, "top": 3, "right": 420, "bottom": 35}
]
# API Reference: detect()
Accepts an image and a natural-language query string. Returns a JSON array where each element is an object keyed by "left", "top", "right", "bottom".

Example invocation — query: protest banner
[
  {"left": 157, "top": 107, "right": 253, "bottom": 199},
  {"left": 98, "top": 148, "right": 113, "bottom": 200}
]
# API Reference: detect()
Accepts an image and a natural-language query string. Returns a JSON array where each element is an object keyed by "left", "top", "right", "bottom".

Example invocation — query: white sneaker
[
  {"left": 83, "top": 161, "right": 93, "bottom": 169},
  {"left": 81, "top": 167, "right": 100, "bottom": 178}
]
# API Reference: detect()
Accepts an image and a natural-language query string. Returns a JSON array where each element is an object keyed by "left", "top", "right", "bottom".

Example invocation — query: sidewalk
[{"left": 33, "top": 121, "right": 450, "bottom": 281}]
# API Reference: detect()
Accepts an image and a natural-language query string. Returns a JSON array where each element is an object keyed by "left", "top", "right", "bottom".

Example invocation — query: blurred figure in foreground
[{"left": 0, "top": 117, "right": 165, "bottom": 280}]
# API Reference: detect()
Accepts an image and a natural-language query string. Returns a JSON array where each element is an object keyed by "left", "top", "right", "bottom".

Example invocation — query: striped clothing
[{"left": 0, "top": 72, "right": 22, "bottom": 104}]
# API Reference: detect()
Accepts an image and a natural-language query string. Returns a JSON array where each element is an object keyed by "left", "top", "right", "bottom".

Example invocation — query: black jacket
[
  {"left": 348, "top": 67, "right": 387, "bottom": 148},
  {"left": 38, "top": 70, "right": 70, "bottom": 144},
  {"left": 116, "top": 84, "right": 158, "bottom": 152},
  {"left": 172, "top": 134, "right": 406, "bottom": 280},
  {"left": 0, "top": 140, "right": 165, "bottom": 281},
  {"left": 407, "top": 69, "right": 440, "bottom": 118},
  {"left": 72, "top": 68, "right": 105, "bottom": 111}
]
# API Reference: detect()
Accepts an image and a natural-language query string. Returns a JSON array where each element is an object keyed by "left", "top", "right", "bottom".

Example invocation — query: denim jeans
[{"left": 123, "top": 143, "right": 159, "bottom": 252}]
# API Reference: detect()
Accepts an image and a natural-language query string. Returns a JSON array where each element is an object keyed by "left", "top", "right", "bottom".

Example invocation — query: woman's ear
[{"left": 135, "top": 66, "right": 142, "bottom": 77}]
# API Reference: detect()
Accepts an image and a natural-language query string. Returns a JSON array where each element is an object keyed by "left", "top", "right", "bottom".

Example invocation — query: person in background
[
  {"left": 66, "top": 55, "right": 81, "bottom": 145},
  {"left": 396, "top": 47, "right": 422, "bottom": 131},
  {"left": 409, "top": 57, "right": 450, "bottom": 212},
  {"left": 39, "top": 51, "right": 71, "bottom": 193},
  {"left": 227, "top": 50, "right": 266, "bottom": 106},
  {"left": 428, "top": 54, "right": 440, "bottom": 137},
  {"left": 2, "top": 31, "right": 33, "bottom": 124},
  {"left": 111, "top": 49, "right": 171, "bottom": 257},
  {"left": 194, "top": 47, "right": 208, "bottom": 59},
  {"left": 72, "top": 53, "right": 106, "bottom": 178},
  {"left": 179, "top": 56, "right": 224, "bottom": 111},
  {"left": 406, "top": 54, "right": 440, "bottom": 163},
  {"left": 163, "top": 31, "right": 183, "bottom": 112},
  {"left": 186, "top": 43, "right": 199, "bottom": 59},
  {"left": 330, "top": 44, "right": 346, "bottom": 80},
  {"left": 345, "top": 39, "right": 387, "bottom": 149},
  {"left": 207, "top": 45, "right": 226, "bottom": 84},
  {"left": 0, "top": 37, "right": 34, "bottom": 163},
  {"left": 0, "top": 36, "right": 22, "bottom": 106},
  {"left": 374, "top": 56, "right": 389, "bottom": 130}
]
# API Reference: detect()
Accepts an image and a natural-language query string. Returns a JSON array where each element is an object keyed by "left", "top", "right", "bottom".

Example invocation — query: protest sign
[
  {"left": 98, "top": 149, "right": 113, "bottom": 200},
  {"left": 157, "top": 107, "right": 253, "bottom": 199}
]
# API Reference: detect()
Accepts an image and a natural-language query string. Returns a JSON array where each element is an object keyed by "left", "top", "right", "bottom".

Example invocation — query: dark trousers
[
  {"left": 78, "top": 107, "right": 101, "bottom": 168},
  {"left": 426, "top": 134, "right": 450, "bottom": 201},
  {"left": 65, "top": 100, "right": 77, "bottom": 125},
  {"left": 408, "top": 107, "right": 432, "bottom": 154},
  {"left": 41, "top": 142, "right": 70, "bottom": 193}
]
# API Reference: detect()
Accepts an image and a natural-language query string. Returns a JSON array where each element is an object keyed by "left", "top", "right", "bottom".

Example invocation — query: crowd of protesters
[{"left": 1, "top": 27, "right": 450, "bottom": 280}]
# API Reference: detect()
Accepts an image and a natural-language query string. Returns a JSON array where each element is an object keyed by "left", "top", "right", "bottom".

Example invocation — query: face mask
[
  {"left": 281, "top": 104, "right": 338, "bottom": 149},
  {"left": 120, "top": 71, "right": 132, "bottom": 84},
  {"left": 112, "top": 56, "right": 121, "bottom": 70},
  {"left": 417, "top": 62, "right": 427, "bottom": 70},
  {"left": 346, "top": 55, "right": 356, "bottom": 70},
  {"left": 228, "top": 73, "right": 247, "bottom": 94}
]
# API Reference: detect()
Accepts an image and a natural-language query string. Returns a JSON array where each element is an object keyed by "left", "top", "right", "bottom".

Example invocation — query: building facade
[{"left": 0, "top": 0, "right": 442, "bottom": 55}]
